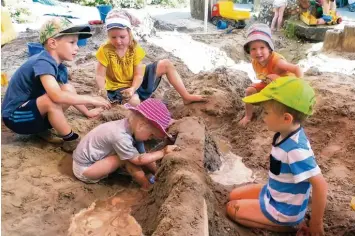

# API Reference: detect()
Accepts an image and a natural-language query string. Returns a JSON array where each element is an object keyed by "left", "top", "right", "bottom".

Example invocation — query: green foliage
[
  {"left": 60, "top": 0, "right": 187, "bottom": 8},
  {"left": 285, "top": 20, "right": 297, "bottom": 39},
  {"left": 150, "top": 0, "right": 188, "bottom": 7},
  {"left": 76, "top": 0, "right": 144, "bottom": 8},
  {"left": 79, "top": 0, "right": 112, "bottom": 6},
  {"left": 10, "top": 7, "right": 31, "bottom": 23},
  {"left": 112, "top": 0, "right": 144, "bottom": 9}
]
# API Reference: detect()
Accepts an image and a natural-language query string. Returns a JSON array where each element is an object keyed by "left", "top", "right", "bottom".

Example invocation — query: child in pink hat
[{"left": 72, "top": 98, "right": 177, "bottom": 189}]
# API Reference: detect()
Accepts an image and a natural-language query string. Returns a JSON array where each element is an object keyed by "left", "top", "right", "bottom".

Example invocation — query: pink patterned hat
[{"left": 125, "top": 98, "right": 172, "bottom": 138}]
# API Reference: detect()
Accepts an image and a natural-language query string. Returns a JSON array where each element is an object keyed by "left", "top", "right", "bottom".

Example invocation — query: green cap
[
  {"left": 243, "top": 76, "right": 316, "bottom": 115},
  {"left": 39, "top": 17, "right": 92, "bottom": 44}
]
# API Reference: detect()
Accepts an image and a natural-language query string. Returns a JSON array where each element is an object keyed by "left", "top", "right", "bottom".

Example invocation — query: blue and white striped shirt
[{"left": 259, "top": 127, "right": 321, "bottom": 226}]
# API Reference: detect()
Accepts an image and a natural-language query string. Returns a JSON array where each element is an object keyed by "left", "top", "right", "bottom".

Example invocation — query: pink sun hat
[{"left": 124, "top": 98, "right": 172, "bottom": 138}]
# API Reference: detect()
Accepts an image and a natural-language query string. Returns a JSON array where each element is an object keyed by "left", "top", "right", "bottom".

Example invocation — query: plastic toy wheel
[
  {"left": 235, "top": 20, "right": 246, "bottom": 29},
  {"left": 211, "top": 17, "right": 222, "bottom": 26},
  {"left": 337, "top": 17, "right": 342, "bottom": 24}
]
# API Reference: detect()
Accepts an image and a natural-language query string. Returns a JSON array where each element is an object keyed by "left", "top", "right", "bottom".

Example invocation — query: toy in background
[
  {"left": 1, "top": 7, "right": 17, "bottom": 46},
  {"left": 299, "top": 0, "right": 342, "bottom": 25},
  {"left": 349, "top": 0, "right": 355, "bottom": 11},
  {"left": 211, "top": 1, "right": 251, "bottom": 29}
]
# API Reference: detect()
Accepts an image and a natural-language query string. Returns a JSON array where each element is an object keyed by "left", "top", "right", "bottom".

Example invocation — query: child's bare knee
[
  {"left": 158, "top": 59, "right": 174, "bottom": 72},
  {"left": 61, "top": 84, "right": 77, "bottom": 94},
  {"left": 161, "top": 58, "right": 172, "bottom": 67},
  {"left": 229, "top": 191, "right": 237, "bottom": 201},
  {"left": 246, "top": 87, "right": 257, "bottom": 95},
  {"left": 226, "top": 200, "right": 242, "bottom": 220},
  {"left": 128, "top": 94, "right": 140, "bottom": 106},
  {"left": 38, "top": 95, "right": 61, "bottom": 112}
]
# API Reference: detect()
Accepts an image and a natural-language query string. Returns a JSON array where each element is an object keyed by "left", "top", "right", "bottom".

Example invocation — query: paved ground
[{"left": 337, "top": 7, "right": 355, "bottom": 21}]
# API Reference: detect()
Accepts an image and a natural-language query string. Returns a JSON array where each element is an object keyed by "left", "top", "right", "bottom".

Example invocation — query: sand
[{"left": 1, "top": 23, "right": 355, "bottom": 236}]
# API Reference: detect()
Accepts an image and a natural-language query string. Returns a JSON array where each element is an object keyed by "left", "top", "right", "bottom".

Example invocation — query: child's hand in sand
[
  {"left": 121, "top": 87, "right": 135, "bottom": 100},
  {"left": 98, "top": 89, "right": 107, "bottom": 99},
  {"left": 309, "top": 220, "right": 324, "bottom": 236},
  {"left": 90, "top": 96, "right": 112, "bottom": 110},
  {"left": 164, "top": 145, "right": 180, "bottom": 155},
  {"left": 86, "top": 107, "right": 104, "bottom": 119},
  {"left": 265, "top": 74, "right": 280, "bottom": 84},
  {"left": 183, "top": 94, "right": 209, "bottom": 105}
]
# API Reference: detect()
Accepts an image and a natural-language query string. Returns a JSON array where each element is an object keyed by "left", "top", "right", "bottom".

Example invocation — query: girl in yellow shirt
[{"left": 96, "top": 9, "right": 207, "bottom": 106}]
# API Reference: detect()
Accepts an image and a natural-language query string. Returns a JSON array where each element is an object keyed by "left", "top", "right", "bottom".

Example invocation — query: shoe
[
  {"left": 36, "top": 129, "right": 63, "bottom": 144},
  {"left": 62, "top": 138, "right": 80, "bottom": 152}
]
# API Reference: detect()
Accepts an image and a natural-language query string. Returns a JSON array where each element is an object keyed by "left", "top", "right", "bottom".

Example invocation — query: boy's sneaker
[
  {"left": 36, "top": 129, "right": 63, "bottom": 144},
  {"left": 62, "top": 138, "right": 80, "bottom": 152}
]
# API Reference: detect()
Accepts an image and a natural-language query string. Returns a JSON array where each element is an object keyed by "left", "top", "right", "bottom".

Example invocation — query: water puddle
[{"left": 209, "top": 152, "right": 254, "bottom": 186}]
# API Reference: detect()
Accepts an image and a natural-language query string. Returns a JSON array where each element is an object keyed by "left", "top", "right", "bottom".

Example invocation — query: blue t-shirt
[
  {"left": 2, "top": 50, "right": 68, "bottom": 118},
  {"left": 259, "top": 127, "right": 321, "bottom": 226}
]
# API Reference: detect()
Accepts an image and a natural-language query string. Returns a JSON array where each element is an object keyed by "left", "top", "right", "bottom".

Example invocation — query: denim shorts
[{"left": 107, "top": 62, "right": 162, "bottom": 104}]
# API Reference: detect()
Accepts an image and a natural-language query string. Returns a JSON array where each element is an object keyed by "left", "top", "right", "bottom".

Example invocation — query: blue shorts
[
  {"left": 2, "top": 99, "right": 52, "bottom": 135},
  {"left": 107, "top": 62, "right": 162, "bottom": 104}
]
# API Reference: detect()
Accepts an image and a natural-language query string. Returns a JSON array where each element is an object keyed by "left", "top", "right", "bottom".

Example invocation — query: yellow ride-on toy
[
  {"left": 299, "top": 0, "right": 342, "bottom": 26},
  {"left": 211, "top": 1, "right": 251, "bottom": 29},
  {"left": 301, "top": 10, "right": 342, "bottom": 25}
]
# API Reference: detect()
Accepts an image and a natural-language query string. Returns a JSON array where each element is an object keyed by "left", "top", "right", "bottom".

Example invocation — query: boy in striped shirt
[{"left": 227, "top": 77, "right": 328, "bottom": 235}]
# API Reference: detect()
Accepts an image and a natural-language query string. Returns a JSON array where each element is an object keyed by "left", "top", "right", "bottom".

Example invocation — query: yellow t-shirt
[{"left": 96, "top": 42, "right": 146, "bottom": 91}]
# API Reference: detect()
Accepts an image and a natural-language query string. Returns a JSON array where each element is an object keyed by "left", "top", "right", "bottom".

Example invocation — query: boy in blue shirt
[
  {"left": 227, "top": 77, "right": 328, "bottom": 235},
  {"left": 1, "top": 18, "right": 111, "bottom": 151}
]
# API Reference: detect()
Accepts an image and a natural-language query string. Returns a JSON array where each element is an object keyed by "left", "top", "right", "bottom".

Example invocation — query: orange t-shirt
[{"left": 252, "top": 52, "right": 294, "bottom": 80}]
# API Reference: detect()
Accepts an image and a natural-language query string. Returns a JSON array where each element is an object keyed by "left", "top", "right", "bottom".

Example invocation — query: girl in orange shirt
[{"left": 239, "top": 24, "right": 303, "bottom": 126}]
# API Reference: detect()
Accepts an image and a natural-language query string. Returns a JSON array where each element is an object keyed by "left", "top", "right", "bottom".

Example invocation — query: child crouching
[{"left": 72, "top": 98, "right": 177, "bottom": 189}]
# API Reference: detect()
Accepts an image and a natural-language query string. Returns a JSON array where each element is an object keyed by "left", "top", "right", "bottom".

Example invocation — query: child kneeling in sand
[
  {"left": 72, "top": 98, "right": 177, "bottom": 189},
  {"left": 239, "top": 23, "right": 303, "bottom": 126},
  {"left": 228, "top": 77, "right": 328, "bottom": 235}
]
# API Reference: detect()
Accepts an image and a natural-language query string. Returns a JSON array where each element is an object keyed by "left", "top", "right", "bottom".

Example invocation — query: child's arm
[
  {"left": 74, "top": 105, "right": 104, "bottom": 118},
  {"left": 129, "top": 145, "right": 178, "bottom": 166},
  {"left": 275, "top": 60, "right": 304, "bottom": 78},
  {"left": 132, "top": 63, "right": 145, "bottom": 90},
  {"left": 121, "top": 63, "right": 145, "bottom": 100},
  {"left": 59, "top": 84, "right": 104, "bottom": 118},
  {"left": 41, "top": 75, "right": 111, "bottom": 109},
  {"left": 308, "top": 174, "right": 328, "bottom": 235},
  {"left": 96, "top": 62, "right": 107, "bottom": 96}
]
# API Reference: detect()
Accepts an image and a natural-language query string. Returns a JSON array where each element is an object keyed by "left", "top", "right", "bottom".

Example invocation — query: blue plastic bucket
[
  {"left": 27, "top": 42, "right": 44, "bottom": 56},
  {"left": 97, "top": 5, "right": 112, "bottom": 23},
  {"left": 77, "top": 38, "right": 87, "bottom": 47},
  {"left": 217, "top": 20, "right": 228, "bottom": 30}
]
